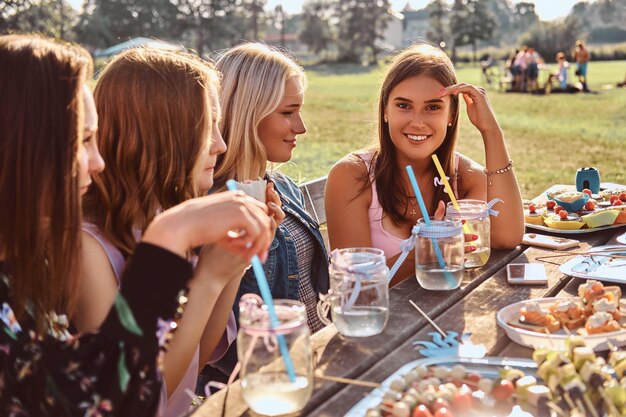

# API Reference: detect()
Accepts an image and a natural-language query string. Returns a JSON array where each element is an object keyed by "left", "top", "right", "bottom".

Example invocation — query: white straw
[{"left": 409, "top": 299, "right": 446, "bottom": 338}]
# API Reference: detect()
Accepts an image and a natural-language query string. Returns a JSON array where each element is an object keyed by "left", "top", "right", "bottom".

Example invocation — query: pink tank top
[
  {"left": 356, "top": 152, "right": 460, "bottom": 259},
  {"left": 81, "top": 222, "right": 237, "bottom": 417}
]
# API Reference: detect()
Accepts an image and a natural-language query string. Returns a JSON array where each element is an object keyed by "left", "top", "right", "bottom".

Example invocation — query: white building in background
[
  {"left": 380, "top": 9, "right": 405, "bottom": 51},
  {"left": 381, "top": 4, "right": 432, "bottom": 52}
]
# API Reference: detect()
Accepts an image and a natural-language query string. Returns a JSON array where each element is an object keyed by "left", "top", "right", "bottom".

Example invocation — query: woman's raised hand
[
  {"left": 439, "top": 83, "right": 501, "bottom": 136},
  {"left": 142, "top": 191, "right": 273, "bottom": 261}
]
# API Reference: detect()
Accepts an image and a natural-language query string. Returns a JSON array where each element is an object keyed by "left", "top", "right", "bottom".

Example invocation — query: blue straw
[
  {"left": 226, "top": 180, "right": 297, "bottom": 382},
  {"left": 404, "top": 166, "right": 458, "bottom": 288}
]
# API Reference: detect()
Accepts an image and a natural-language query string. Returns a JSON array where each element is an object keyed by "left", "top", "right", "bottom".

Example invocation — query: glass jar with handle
[{"left": 238, "top": 294, "right": 313, "bottom": 416}]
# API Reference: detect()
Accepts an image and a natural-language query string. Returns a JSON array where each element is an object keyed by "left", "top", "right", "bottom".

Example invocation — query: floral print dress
[{"left": 0, "top": 243, "right": 193, "bottom": 417}]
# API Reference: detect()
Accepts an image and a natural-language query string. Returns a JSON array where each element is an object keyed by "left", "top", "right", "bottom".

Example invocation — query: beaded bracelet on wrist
[{"left": 484, "top": 160, "right": 513, "bottom": 186}]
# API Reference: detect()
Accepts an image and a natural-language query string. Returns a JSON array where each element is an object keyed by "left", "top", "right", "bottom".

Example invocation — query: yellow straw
[{"left": 431, "top": 154, "right": 489, "bottom": 265}]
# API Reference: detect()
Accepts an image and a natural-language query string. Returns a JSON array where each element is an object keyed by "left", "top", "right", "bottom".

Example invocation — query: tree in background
[
  {"left": 76, "top": 0, "right": 180, "bottom": 49},
  {"left": 1, "top": 0, "right": 78, "bottom": 40},
  {"left": 483, "top": 0, "right": 514, "bottom": 47},
  {"left": 241, "top": 0, "right": 266, "bottom": 40},
  {"left": 520, "top": 16, "right": 581, "bottom": 64},
  {"left": 299, "top": 0, "right": 334, "bottom": 57},
  {"left": 334, "top": 0, "right": 390, "bottom": 64},
  {"left": 173, "top": 0, "right": 240, "bottom": 56},
  {"left": 449, "top": 0, "right": 496, "bottom": 62},
  {"left": 426, "top": 0, "right": 448, "bottom": 48},
  {"left": 512, "top": 2, "right": 539, "bottom": 35}
]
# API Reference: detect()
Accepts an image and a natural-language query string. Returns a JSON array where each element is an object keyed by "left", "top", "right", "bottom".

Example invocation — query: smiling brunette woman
[
  {"left": 325, "top": 43, "right": 524, "bottom": 285},
  {"left": 0, "top": 35, "right": 272, "bottom": 416}
]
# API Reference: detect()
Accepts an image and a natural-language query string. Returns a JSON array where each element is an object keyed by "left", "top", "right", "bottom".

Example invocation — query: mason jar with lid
[
  {"left": 445, "top": 199, "right": 491, "bottom": 268},
  {"left": 319, "top": 248, "right": 389, "bottom": 337},
  {"left": 238, "top": 295, "right": 312, "bottom": 416},
  {"left": 414, "top": 218, "right": 464, "bottom": 290}
]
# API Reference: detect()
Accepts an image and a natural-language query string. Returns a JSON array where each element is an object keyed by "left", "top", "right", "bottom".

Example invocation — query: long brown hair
[
  {"left": 0, "top": 34, "right": 92, "bottom": 325},
  {"left": 367, "top": 43, "right": 459, "bottom": 226},
  {"left": 86, "top": 48, "right": 219, "bottom": 257}
]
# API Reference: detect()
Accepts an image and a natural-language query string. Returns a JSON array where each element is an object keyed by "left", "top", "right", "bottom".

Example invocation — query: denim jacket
[
  {"left": 199, "top": 172, "right": 329, "bottom": 381},
  {"left": 234, "top": 171, "right": 329, "bottom": 305}
]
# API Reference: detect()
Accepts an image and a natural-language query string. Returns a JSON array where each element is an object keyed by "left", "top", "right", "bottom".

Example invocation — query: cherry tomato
[
  {"left": 431, "top": 398, "right": 451, "bottom": 412},
  {"left": 619, "top": 192, "right": 626, "bottom": 201},
  {"left": 528, "top": 203, "right": 536, "bottom": 213},
  {"left": 451, "top": 391, "right": 473, "bottom": 411},
  {"left": 554, "top": 205, "right": 564, "bottom": 214},
  {"left": 491, "top": 379, "right": 515, "bottom": 401},
  {"left": 610, "top": 195, "right": 619, "bottom": 204},
  {"left": 546, "top": 201, "right": 556, "bottom": 209},
  {"left": 558, "top": 210, "right": 568, "bottom": 219},
  {"left": 613, "top": 199, "right": 623, "bottom": 206},
  {"left": 584, "top": 200, "right": 596, "bottom": 210},
  {"left": 582, "top": 188, "right": 592, "bottom": 196},
  {"left": 466, "top": 373, "right": 481, "bottom": 384},
  {"left": 412, "top": 405, "right": 434, "bottom": 417},
  {"left": 433, "top": 407, "right": 456, "bottom": 417}
]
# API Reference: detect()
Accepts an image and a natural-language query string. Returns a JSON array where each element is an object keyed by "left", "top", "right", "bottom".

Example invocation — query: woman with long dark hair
[{"left": 326, "top": 43, "right": 524, "bottom": 284}]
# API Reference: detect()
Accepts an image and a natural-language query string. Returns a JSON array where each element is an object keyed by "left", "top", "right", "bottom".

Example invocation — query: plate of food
[
  {"left": 345, "top": 356, "right": 538, "bottom": 417},
  {"left": 497, "top": 280, "right": 626, "bottom": 351},
  {"left": 524, "top": 184, "right": 626, "bottom": 234},
  {"left": 559, "top": 245, "right": 626, "bottom": 283},
  {"left": 349, "top": 336, "right": 626, "bottom": 417}
]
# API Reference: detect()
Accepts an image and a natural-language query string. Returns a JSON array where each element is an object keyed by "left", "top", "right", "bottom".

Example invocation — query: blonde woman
[{"left": 206, "top": 43, "right": 329, "bottom": 377}]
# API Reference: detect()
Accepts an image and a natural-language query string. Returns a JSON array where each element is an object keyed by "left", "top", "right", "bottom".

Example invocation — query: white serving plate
[
  {"left": 559, "top": 245, "right": 626, "bottom": 283},
  {"left": 344, "top": 356, "right": 536, "bottom": 416},
  {"left": 525, "top": 183, "right": 626, "bottom": 235},
  {"left": 525, "top": 222, "right": 626, "bottom": 235},
  {"left": 617, "top": 231, "right": 626, "bottom": 245},
  {"left": 497, "top": 297, "right": 626, "bottom": 351}
]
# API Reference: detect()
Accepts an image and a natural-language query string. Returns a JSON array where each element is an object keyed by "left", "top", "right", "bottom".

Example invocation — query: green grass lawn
[{"left": 280, "top": 60, "right": 626, "bottom": 199}]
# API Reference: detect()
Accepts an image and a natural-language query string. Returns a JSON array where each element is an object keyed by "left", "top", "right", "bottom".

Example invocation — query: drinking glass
[
  {"left": 238, "top": 295, "right": 313, "bottom": 416},
  {"left": 414, "top": 218, "right": 464, "bottom": 290}
]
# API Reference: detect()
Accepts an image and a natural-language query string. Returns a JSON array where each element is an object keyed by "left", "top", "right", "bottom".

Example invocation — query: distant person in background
[
  {"left": 525, "top": 47, "right": 543, "bottom": 92},
  {"left": 545, "top": 52, "right": 570, "bottom": 93},
  {"left": 512, "top": 46, "right": 528, "bottom": 91},
  {"left": 573, "top": 40, "right": 590, "bottom": 92}
]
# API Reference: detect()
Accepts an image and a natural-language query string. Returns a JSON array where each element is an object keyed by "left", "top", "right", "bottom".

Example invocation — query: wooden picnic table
[{"left": 194, "top": 226, "right": 626, "bottom": 417}]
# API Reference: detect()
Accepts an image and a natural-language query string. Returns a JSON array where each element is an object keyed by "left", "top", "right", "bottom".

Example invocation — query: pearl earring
[
  {"left": 384, "top": 117, "right": 388, "bottom": 123},
  {"left": 448, "top": 122, "right": 452, "bottom": 127}
]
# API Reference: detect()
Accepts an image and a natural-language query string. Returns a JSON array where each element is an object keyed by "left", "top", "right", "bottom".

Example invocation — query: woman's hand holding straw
[{"left": 226, "top": 180, "right": 297, "bottom": 382}]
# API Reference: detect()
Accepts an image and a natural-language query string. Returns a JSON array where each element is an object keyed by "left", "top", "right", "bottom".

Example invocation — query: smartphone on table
[{"left": 506, "top": 263, "right": 548, "bottom": 285}]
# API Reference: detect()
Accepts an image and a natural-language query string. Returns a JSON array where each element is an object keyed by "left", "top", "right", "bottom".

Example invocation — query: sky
[{"left": 67, "top": 0, "right": 594, "bottom": 22}]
